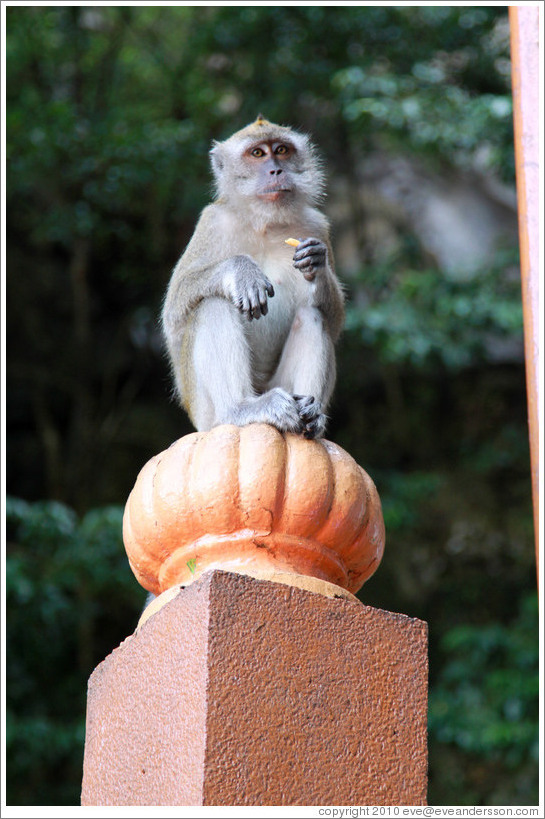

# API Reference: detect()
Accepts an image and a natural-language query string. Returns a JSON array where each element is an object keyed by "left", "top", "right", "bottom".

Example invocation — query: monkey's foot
[
  {"left": 221, "top": 388, "right": 304, "bottom": 435},
  {"left": 294, "top": 394, "right": 327, "bottom": 439}
]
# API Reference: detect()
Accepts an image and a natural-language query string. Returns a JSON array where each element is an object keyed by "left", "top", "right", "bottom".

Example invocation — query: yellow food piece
[{"left": 285, "top": 238, "right": 300, "bottom": 247}]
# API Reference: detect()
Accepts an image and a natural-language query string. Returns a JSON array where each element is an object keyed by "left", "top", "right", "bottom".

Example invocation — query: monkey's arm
[
  {"left": 291, "top": 235, "right": 345, "bottom": 341},
  {"left": 163, "top": 204, "right": 274, "bottom": 336}
]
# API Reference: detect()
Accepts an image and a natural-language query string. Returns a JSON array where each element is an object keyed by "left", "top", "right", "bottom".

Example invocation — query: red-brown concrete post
[
  {"left": 81, "top": 425, "right": 428, "bottom": 805},
  {"left": 81, "top": 571, "right": 428, "bottom": 806}
]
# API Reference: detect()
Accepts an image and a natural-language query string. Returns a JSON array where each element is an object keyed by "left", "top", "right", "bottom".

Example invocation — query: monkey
[{"left": 162, "top": 115, "right": 345, "bottom": 440}]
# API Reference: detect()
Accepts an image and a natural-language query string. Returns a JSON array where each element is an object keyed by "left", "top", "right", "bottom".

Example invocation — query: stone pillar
[
  {"left": 82, "top": 425, "right": 427, "bottom": 804},
  {"left": 81, "top": 571, "right": 428, "bottom": 806}
]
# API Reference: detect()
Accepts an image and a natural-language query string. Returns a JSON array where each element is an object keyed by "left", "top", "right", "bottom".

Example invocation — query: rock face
[
  {"left": 123, "top": 423, "right": 385, "bottom": 596},
  {"left": 329, "top": 157, "right": 518, "bottom": 280}
]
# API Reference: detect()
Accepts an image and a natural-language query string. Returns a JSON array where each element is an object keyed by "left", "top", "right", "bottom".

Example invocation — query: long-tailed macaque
[{"left": 162, "top": 116, "right": 345, "bottom": 438}]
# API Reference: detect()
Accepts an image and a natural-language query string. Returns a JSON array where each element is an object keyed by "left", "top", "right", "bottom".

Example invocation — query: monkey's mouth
[{"left": 259, "top": 188, "right": 293, "bottom": 202}]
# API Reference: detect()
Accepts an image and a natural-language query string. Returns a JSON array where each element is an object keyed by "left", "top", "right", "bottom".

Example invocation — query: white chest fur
[{"left": 246, "top": 240, "right": 313, "bottom": 386}]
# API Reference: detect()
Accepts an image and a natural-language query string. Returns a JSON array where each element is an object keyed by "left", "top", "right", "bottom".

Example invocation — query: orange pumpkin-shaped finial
[{"left": 123, "top": 424, "right": 385, "bottom": 596}]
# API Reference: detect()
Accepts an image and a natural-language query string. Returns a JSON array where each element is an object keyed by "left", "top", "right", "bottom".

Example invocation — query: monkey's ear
[{"left": 210, "top": 140, "right": 224, "bottom": 173}]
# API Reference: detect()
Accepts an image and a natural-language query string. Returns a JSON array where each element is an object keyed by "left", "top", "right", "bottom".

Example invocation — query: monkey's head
[{"left": 210, "top": 116, "right": 325, "bottom": 218}]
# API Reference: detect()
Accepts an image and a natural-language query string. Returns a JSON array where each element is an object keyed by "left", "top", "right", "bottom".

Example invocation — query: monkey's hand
[
  {"left": 294, "top": 394, "right": 327, "bottom": 439},
  {"left": 220, "top": 255, "right": 275, "bottom": 320},
  {"left": 292, "top": 238, "right": 328, "bottom": 282}
]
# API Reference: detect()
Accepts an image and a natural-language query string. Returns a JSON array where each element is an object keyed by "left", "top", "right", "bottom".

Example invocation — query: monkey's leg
[
  {"left": 270, "top": 306, "right": 335, "bottom": 438},
  {"left": 189, "top": 298, "right": 303, "bottom": 433}
]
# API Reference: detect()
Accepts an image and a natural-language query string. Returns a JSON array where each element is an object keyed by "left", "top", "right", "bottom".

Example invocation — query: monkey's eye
[
  {"left": 251, "top": 147, "right": 265, "bottom": 158},
  {"left": 275, "top": 144, "right": 289, "bottom": 155}
]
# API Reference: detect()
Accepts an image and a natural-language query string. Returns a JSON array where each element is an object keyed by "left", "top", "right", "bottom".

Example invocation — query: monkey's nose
[{"left": 269, "top": 168, "right": 283, "bottom": 175}]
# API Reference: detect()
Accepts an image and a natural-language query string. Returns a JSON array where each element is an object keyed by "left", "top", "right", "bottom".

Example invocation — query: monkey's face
[
  {"left": 244, "top": 140, "right": 298, "bottom": 203},
  {"left": 210, "top": 121, "right": 325, "bottom": 213}
]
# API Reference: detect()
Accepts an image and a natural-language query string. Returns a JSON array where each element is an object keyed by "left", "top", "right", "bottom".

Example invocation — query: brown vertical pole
[{"left": 509, "top": 5, "right": 541, "bottom": 576}]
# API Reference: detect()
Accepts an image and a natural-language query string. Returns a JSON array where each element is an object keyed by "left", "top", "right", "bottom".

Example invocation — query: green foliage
[
  {"left": 345, "top": 254, "right": 523, "bottom": 368},
  {"left": 428, "top": 593, "right": 539, "bottom": 805},
  {"left": 378, "top": 470, "right": 444, "bottom": 531},
  {"left": 331, "top": 6, "right": 514, "bottom": 179},
  {"left": 335, "top": 69, "right": 513, "bottom": 180},
  {"left": 5, "top": 497, "right": 144, "bottom": 806}
]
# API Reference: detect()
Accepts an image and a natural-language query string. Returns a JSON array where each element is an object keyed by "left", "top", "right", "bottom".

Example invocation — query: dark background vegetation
[{"left": 5, "top": 5, "right": 538, "bottom": 807}]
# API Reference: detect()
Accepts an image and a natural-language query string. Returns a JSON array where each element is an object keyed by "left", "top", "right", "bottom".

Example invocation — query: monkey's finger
[
  {"left": 295, "top": 396, "right": 320, "bottom": 423},
  {"left": 293, "top": 258, "right": 323, "bottom": 273},
  {"left": 250, "top": 289, "right": 270, "bottom": 319},
  {"left": 294, "top": 246, "right": 325, "bottom": 264},
  {"left": 265, "top": 282, "right": 275, "bottom": 298},
  {"left": 303, "top": 412, "right": 327, "bottom": 439},
  {"left": 293, "top": 260, "right": 317, "bottom": 282},
  {"left": 293, "top": 394, "right": 315, "bottom": 407},
  {"left": 294, "top": 237, "right": 323, "bottom": 250},
  {"left": 294, "top": 258, "right": 321, "bottom": 278},
  {"left": 239, "top": 295, "right": 253, "bottom": 319},
  {"left": 294, "top": 238, "right": 322, "bottom": 255},
  {"left": 293, "top": 257, "right": 315, "bottom": 269},
  {"left": 296, "top": 237, "right": 320, "bottom": 246},
  {"left": 258, "top": 291, "right": 269, "bottom": 315},
  {"left": 249, "top": 296, "right": 263, "bottom": 319}
]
